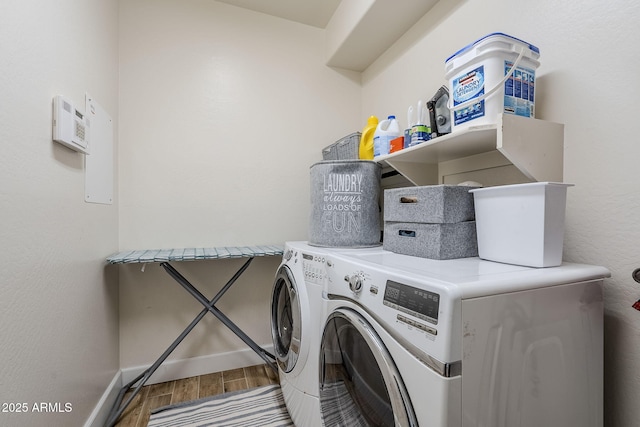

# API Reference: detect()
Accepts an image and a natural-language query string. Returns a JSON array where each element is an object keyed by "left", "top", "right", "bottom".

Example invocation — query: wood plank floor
[{"left": 113, "top": 364, "right": 279, "bottom": 427}]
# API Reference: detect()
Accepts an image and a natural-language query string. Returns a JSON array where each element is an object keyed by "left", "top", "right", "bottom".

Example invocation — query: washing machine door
[
  {"left": 319, "top": 308, "right": 417, "bottom": 427},
  {"left": 271, "top": 265, "right": 302, "bottom": 373}
]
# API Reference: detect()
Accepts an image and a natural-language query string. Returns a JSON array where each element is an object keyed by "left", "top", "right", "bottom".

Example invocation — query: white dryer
[{"left": 318, "top": 249, "right": 609, "bottom": 427}]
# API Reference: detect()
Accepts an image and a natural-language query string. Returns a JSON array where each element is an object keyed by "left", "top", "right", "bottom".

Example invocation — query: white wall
[
  {"left": 117, "top": 0, "right": 361, "bottom": 370},
  {"left": 361, "top": 0, "right": 640, "bottom": 425},
  {"left": 0, "top": 1, "right": 119, "bottom": 426}
]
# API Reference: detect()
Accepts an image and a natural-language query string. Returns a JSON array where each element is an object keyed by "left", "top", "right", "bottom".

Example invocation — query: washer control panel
[{"left": 301, "top": 252, "right": 326, "bottom": 285}]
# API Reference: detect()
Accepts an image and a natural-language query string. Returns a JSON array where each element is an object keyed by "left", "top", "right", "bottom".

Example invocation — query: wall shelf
[{"left": 375, "top": 114, "right": 564, "bottom": 186}]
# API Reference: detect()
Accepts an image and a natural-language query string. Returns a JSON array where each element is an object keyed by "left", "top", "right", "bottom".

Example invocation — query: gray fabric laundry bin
[
  {"left": 309, "top": 160, "right": 382, "bottom": 247},
  {"left": 384, "top": 185, "right": 478, "bottom": 224},
  {"left": 383, "top": 221, "right": 478, "bottom": 259}
]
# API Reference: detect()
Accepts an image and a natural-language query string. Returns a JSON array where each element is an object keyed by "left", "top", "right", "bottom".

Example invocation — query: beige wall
[
  {"left": 361, "top": 1, "right": 640, "bottom": 426},
  {"left": 117, "top": 0, "right": 361, "bottom": 371},
  {"left": 2, "top": 0, "right": 638, "bottom": 425},
  {"left": 0, "top": 1, "right": 119, "bottom": 426}
]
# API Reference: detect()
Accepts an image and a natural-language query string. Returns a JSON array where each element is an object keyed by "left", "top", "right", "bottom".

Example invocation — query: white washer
[
  {"left": 270, "top": 242, "right": 386, "bottom": 427},
  {"left": 270, "top": 242, "right": 328, "bottom": 427},
  {"left": 319, "top": 249, "right": 609, "bottom": 426}
]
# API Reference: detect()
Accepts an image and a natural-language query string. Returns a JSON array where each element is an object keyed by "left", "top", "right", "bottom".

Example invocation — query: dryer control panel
[
  {"left": 324, "top": 253, "right": 458, "bottom": 364},
  {"left": 383, "top": 280, "right": 440, "bottom": 325}
]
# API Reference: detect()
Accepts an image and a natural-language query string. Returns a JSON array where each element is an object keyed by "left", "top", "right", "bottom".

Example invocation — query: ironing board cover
[{"left": 106, "top": 245, "right": 284, "bottom": 264}]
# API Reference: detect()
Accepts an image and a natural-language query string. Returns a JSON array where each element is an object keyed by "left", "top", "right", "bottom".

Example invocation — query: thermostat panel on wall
[{"left": 52, "top": 95, "right": 90, "bottom": 154}]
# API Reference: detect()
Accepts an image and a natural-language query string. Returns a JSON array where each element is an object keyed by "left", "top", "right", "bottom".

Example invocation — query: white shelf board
[
  {"left": 375, "top": 114, "right": 564, "bottom": 186},
  {"left": 376, "top": 124, "right": 498, "bottom": 166}
]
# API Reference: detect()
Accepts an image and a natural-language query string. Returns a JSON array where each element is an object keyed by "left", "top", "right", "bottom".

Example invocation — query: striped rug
[{"left": 148, "top": 384, "right": 294, "bottom": 427}]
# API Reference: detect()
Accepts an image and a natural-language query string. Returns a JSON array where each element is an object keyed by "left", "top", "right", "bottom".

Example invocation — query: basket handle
[{"left": 447, "top": 46, "right": 526, "bottom": 111}]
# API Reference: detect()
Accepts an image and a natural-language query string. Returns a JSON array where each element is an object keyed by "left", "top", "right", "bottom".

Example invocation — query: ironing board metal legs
[
  {"left": 160, "top": 261, "right": 277, "bottom": 370},
  {"left": 104, "top": 251, "right": 280, "bottom": 427}
]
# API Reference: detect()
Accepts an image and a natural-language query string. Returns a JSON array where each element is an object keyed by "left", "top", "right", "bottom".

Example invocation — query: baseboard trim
[
  {"left": 121, "top": 345, "right": 275, "bottom": 386},
  {"left": 83, "top": 370, "right": 122, "bottom": 427},
  {"left": 84, "top": 346, "right": 275, "bottom": 426}
]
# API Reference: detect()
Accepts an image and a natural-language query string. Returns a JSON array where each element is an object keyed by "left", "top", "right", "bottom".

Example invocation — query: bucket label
[
  {"left": 452, "top": 65, "right": 486, "bottom": 126},
  {"left": 503, "top": 60, "right": 536, "bottom": 118},
  {"left": 321, "top": 173, "right": 363, "bottom": 234}
]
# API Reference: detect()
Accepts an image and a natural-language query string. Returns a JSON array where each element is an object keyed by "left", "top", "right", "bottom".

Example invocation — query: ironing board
[{"left": 104, "top": 244, "right": 284, "bottom": 427}]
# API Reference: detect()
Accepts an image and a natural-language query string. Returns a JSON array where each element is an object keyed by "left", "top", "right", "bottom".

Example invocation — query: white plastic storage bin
[
  {"left": 445, "top": 33, "right": 540, "bottom": 132},
  {"left": 470, "top": 182, "right": 573, "bottom": 267}
]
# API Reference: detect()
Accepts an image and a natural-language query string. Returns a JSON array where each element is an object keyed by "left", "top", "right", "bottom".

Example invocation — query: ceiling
[
  {"left": 216, "top": 0, "right": 342, "bottom": 29},
  {"left": 214, "top": 0, "right": 440, "bottom": 71}
]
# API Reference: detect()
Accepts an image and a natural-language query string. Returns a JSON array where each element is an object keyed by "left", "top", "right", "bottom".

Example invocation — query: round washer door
[
  {"left": 319, "top": 308, "right": 417, "bottom": 427},
  {"left": 270, "top": 265, "right": 302, "bottom": 373}
]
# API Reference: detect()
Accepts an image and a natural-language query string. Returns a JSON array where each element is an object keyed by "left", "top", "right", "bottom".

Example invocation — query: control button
[{"left": 397, "top": 314, "right": 437, "bottom": 336}]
